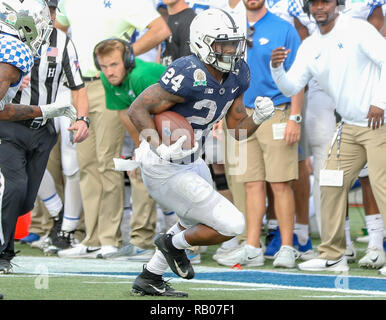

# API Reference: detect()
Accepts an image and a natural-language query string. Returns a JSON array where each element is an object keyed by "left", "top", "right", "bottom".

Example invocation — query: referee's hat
[{"left": 46, "top": 0, "right": 58, "bottom": 8}]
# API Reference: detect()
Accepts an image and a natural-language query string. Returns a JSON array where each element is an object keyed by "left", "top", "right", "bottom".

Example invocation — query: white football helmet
[
  {"left": 189, "top": 8, "right": 246, "bottom": 73},
  {"left": 0, "top": 0, "right": 53, "bottom": 57}
]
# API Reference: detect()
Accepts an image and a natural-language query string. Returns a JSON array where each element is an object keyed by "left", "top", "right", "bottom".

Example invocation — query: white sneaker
[
  {"left": 96, "top": 245, "right": 118, "bottom": 259},
  {"left": 379, "top": 265, "right": 386, "bottom": 276},
  {"left": 356, "top": 235, "right": 369, "bottom": 243},
  {"left": 298, "top": 256, "right": 349, "bottom": 272},
  {"left": 358, "top": 247, "right": 386, "bottom": 269},
  {"left": 273, "top": 245, "right": 298, "bottom": 268},
  {"left": 216, "top": 245, "right": 264, "bottom": 267},
  {"left": 212, "top": 243, "right": 242, "bottom": 261},
  {"left": 186, "top": 249, "right": 201, "bottom": 265},
  {"left": 103, "top": 243, "right": 155, "bottom": 262},
  {"left": 30, "top": 234, "right": 51, "bottom": 251},
  {"left": 345, "top": 242, "right": 357, "bottom": 263},
  {"left": 58, "top": 244, "right": 101, "bottom": 259}
]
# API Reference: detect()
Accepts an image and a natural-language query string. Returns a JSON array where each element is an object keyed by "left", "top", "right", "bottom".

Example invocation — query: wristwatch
[
  {"left": 76, "top": 116, "right": 90, "bottom": 128},
  {"left": 289, "top": 114, "right": 302, "bottom": 124}
]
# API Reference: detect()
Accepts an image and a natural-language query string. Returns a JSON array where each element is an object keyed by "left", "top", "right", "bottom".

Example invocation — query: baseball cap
[{"left": 46, "top": 0, "right": 58, "bottom": 8}]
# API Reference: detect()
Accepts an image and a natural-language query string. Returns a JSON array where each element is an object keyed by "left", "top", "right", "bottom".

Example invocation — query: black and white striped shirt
[{"left": 12, "top": 28, "right": 84, "bottom": 106}]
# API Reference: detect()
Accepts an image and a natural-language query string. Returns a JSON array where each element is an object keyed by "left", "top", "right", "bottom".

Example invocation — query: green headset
[{"left": 93, "top": 38, "right": 135, "bottom": 72}]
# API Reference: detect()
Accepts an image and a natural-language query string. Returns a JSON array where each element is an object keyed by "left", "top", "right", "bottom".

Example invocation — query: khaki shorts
[{"left": 236, "top": 106, "right": 298, "bottom": 183}]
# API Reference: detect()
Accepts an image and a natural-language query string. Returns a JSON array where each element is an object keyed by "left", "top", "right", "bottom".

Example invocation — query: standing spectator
[
  {"left": 55, "top": 0, "right": 171, "bottom": 258},
  {"left": 270, "top": 0, "right": 386, "bottom": 271},
  {"left": 161, "top": 0, "right": 196, "bottom": 66},
  {"left": 289, "top": 0, "right": 386, "bottom": 267},
  {"left": 216, "top": 0, "right": 303, "bottom": 269},
  {"left": 92, "top": 38, "right": 167, "bottom": 261},
  {"left": 0, "top": 0, "right": 82, "bottom": 274}
]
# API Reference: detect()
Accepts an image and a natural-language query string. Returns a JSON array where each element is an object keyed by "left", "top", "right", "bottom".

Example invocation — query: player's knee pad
[
  {"left": 212, "top": 173, "right": 228, "bottom": 191},
  {"left": 212, "top": 197, "right": 245, "bottom": 237}
]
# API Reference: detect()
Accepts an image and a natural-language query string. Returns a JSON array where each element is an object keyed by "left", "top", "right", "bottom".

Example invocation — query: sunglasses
[{"left": 246, "top": 25, "right": 255, "bottom": 48}]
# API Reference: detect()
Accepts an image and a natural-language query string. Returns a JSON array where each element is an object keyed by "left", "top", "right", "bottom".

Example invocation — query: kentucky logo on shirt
[
  {"left": 104, "top": 0, "right": 112, "bottom": 8},
  {"left": 338, "top": 42, "right": 344, "bottom": 49}
]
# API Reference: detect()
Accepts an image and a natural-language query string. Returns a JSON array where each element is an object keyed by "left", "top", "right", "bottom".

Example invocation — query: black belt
[
  {"left": 17, "top": 118, "right": 48, "bottom": 130},
  {"left": 83, "top": 76, "right": 100, "bottom": 82}
]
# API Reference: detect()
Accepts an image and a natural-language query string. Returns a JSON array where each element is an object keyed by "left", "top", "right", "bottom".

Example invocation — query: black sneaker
[
  {"left": 154, "top": 233, "right": 194, "bottom": 279},
  {"left": 0, "top": 250, "right": 17, "bottom": 274},
  {"left": 52, "top": 231, "right": 74, "bottom": 250},
  {"left": 132, "top": 266, "right": 188, "bottom": 297},
  {"left": 48, "top": 208, "right": 64, "bottom": 243}
]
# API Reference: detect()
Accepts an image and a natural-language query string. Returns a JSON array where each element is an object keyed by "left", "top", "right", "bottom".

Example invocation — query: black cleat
[
  {"left": 52, "top": 230, "right": 74, "bottom": 250},
  {"left": 154, "top": 233, "right": 194, "bottom": 279},
  {"left": 132, "top": 266, "right": 188, "bottom": 297},
  {"left": 48, "top": 207, "right": 64, "bottom": 244},
  {"left": 0, "top": 250, "right": 17, "bottom": 274}
]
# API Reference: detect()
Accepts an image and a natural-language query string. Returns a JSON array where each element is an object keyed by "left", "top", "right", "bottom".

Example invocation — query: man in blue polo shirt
[{"left": 216, "top": 0, "right": 304, "bottom": 269}]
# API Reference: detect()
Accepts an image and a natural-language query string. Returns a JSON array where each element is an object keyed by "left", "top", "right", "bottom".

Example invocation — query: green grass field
[{"left": 1, "top": 206, "right": 385, "bottom": 302}]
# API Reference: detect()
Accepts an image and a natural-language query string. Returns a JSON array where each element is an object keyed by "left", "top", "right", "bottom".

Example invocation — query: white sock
[
  {"left": 267, "top": 219, "right": 278, "bottom": 230},
  {"left": 166, "top": 223, "right": 183, "bottom": 235},
  {"left": 146, "top": 250, "right": 169, "bottom": 275},
  {"left": 61, "top": 172, "right": 82, "bottom": 232},
  {"left": 294, "top": 223, "right": 309, "bottom": 246},
  {"left": 172, "top": 231, "right": 190, "bottom": 250},
  {"left": 345, "top": 218, "right": 352, "bottom": 247},
  {"left": 366, "top": 214, "right": 384, "bottom": 249},
  {"left": 221, "top": 237, "right": 239, "bottom": 250},
  {"left": 245, "top": 244, "right": 261, "bottom": 255},
  {"left": 163, "top": 211, "right": 178, "bottom": 231},
  {"left": 38, "top": 170, "right": 63, "bottom": 218}
]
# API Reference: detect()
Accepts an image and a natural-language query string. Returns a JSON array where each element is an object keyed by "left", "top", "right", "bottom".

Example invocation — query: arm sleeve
[
  {"left": 121, "top": 0, "right": 160, "bottom": 31},
  {"left": 358, "top": 21, "right": 386, "bottom": 110},
  {"left": 270, "top": 42, "right": 313, "bottom": 97},
  {"left": 61, "top": 37, "right": 85, "bottom": 90}
]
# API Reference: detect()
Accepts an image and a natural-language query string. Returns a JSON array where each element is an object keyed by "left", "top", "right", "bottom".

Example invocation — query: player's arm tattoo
[
  {"left": 128, "top": 83, "right": 184, "bottom": 147},
  {"left": 226, "top": 94, "right": 259, "bottom": 140},
  {"left": 0, "top": 63, "right": 43, "bottom": 121}
]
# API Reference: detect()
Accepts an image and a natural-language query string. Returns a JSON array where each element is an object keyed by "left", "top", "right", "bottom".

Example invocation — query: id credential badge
[
  {"left": 319, "top": 169, "right": 344, "bottom": 187},
  {"left": 320, "top": 122, "right": 344, "bottom": 187},
  {"left": 272, "top": 123, "right": 287, "bottom": 140}
]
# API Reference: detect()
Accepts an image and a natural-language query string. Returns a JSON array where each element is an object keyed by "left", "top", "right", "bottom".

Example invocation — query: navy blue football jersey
[{"left": 159, "top": 55, "right": 250, "bottom": 144}]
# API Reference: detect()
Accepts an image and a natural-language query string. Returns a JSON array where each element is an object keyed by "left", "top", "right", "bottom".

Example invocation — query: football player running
[{"left": 128, "top": 8, "right": 274, "bottom": 297}]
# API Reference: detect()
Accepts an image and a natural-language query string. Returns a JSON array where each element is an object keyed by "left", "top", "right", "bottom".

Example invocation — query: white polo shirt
[{"left": 271, "top": 14, "right": 386, "bottom": 127}]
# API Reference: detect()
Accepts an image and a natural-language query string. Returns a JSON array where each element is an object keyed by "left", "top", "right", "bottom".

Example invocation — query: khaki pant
[
  {"left": 236, "top": 107, "right": 298, "bottom": 183},
  {"left": 222, "top": 119, "right": 247, "bottom": 242},
  {"left": 319, "top": 123, "right": 386, "bottom": 260},
  {"left": 129, "top": 168, "right": 157, "bottom": 249},
  {"left": 77, "top": 80, "right": 125, "bottom": 247}
]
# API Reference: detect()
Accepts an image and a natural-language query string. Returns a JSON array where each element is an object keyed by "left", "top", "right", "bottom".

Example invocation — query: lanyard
[{"left": 326, "top": 121, "right": 343, "bottom": 169}]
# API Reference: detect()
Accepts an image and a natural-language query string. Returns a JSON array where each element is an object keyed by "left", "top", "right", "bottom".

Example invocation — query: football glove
[
  {"left": 40, "top": 102, "right": 77, "bottom": 124},
  {"left": 156, "top": 135, "right": 199, "bottom": 161},
  {"left": 252, "top": 96, "right": 275, "bottom": 125}
]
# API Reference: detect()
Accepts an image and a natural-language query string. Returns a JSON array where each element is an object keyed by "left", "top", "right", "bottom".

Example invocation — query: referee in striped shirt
[{"left": 0, "top": 0, "right": 89, "bottom": 274}]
